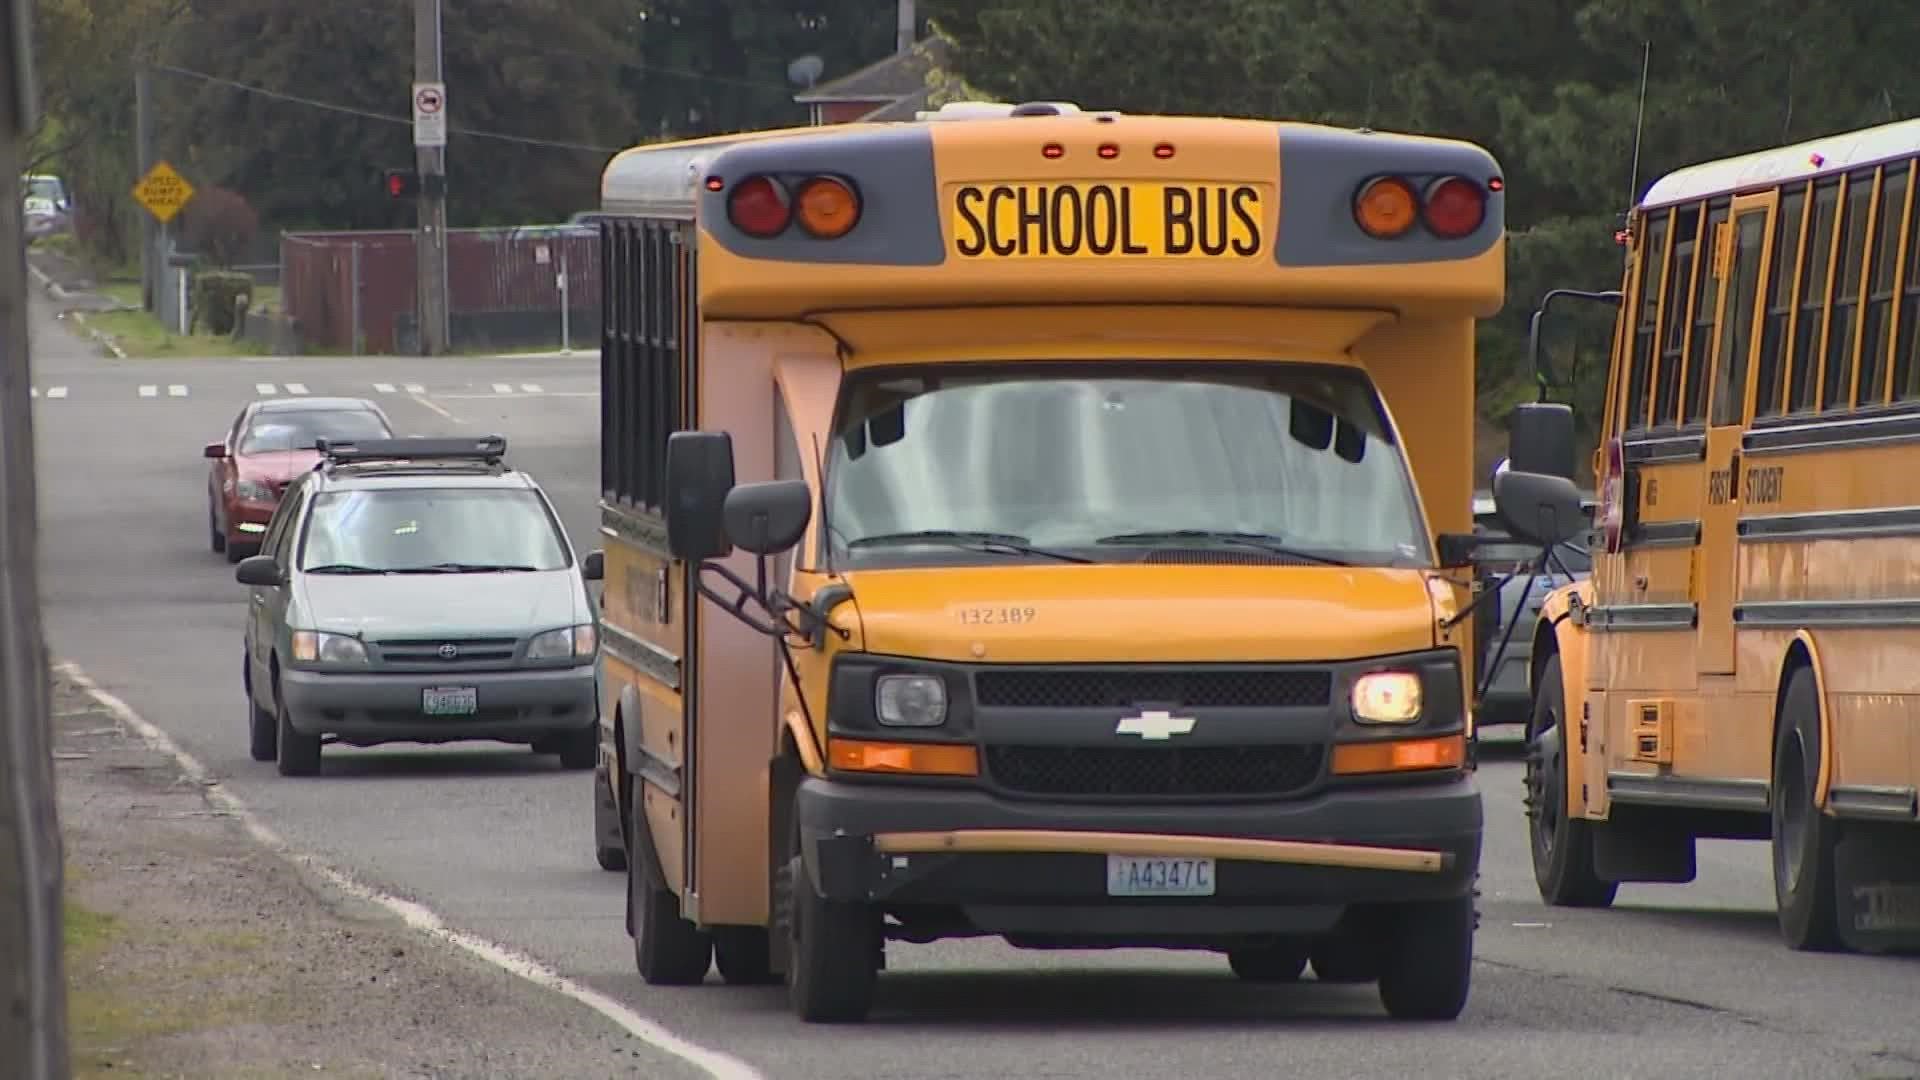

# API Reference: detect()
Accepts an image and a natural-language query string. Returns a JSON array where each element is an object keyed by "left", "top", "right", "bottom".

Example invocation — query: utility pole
[
  {"left": 896, "top": 0, "right": 915, "bottom": 54},
  {"left": 413, "top": 0, "right": 450, "bottom": 355},
  {"left": 2, "top": 0, "right": 72, "bottom": 1077},
  {"left": 135, "top": 63, "right": 155, "bottom": 311}
]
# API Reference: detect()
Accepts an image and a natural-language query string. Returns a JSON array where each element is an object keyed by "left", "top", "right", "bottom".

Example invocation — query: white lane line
[
  {"left": 284, "top": 382, "right": 309, "bottom": 395},
  {"left": 138, "top": 384, "right": 157, "bottom": 398},
  {"left": 404, "top": 383, "right": 425, "bottom": 394},
  {"left": 492, "top": 382, "right": 513, "bottom": 394},
  {"left": 436, "top": 391, "right": 598, "bottom": 400},
  {"left": 47, "top": 386, "right": 68, "bottom": 399},
  {"left": 256, "top": 383, "right": 278, "bottom": 396},
  {"left": 373, "top": 382, "right": 396, "bottom": 394},
  {"left": 29, "top": 387, "right": 36, "bottom": 398},
  {"left": 54, "top": 660, "right": 764, "bottom": 1080},
  {"left": 519, "top": 383, "right": 543, "bottom": 394},
  {"left": 168, "top": 384, "right": 189, "bottom": 398},
  {"left": 410, "top": 393, "right": 466, "bottom": 425}
]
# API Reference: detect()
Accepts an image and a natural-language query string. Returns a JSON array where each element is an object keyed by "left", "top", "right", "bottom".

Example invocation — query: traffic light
[{"left": 384, "top": 168, "right": 420, "bottom": 199}]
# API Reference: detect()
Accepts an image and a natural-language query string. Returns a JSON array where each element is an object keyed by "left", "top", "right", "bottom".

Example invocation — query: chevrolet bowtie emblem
[{"left": 1115, "top": 709, "right": 1196, "bottom": 740}]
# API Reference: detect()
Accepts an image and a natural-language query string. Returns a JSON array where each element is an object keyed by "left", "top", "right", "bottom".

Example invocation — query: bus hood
[{"left": 838, "top": 564, "right": 1438, "bottom": 664}]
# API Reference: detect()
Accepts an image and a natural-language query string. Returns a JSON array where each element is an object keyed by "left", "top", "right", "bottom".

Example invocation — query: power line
[{"left": 152, "top": 64, "right": 624, "bottom": 154}]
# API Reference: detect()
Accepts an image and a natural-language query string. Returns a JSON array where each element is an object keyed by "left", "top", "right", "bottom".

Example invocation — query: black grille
[
  {"left": 986, "top": 744, "right": 1325, "bottom": 798},
  {"left": 373, "top": 637, "right": 519, "bottom": 664},
  {"left": 1140, "top": 549, "right": 1328, "bottom": 567},
  {"left": 974, "top": 669, "right": 1331, "bottom": 710}
]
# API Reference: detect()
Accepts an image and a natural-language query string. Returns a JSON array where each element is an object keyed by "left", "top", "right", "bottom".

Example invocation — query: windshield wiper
[
  {"left": 303, "top": 563, "right": 390, "bottom": 575},
  {"left": 409, "top": 562, "right": 540, "bottom": 574},
  {"left": 1094, "top": 530, "right": 1348, "bottom": 566},
  {"left": 846, "top": 530, "right": 1092, "bottom": 564}
]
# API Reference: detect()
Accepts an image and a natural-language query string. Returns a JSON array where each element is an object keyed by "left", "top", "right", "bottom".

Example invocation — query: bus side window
[
  {"left": 1651, "top": 208, "right": 1691, "bottom": 425},
  {"left": 1683, "top": 199, "right": 1730, "bottom": 424},
  {"left": 1624, "top": 211, "right": 1668, "bottom": 430},
  {"left": 1821, "top": 169, "right": 1875, "bottom": 411},
  {"left": 1857, "top": 163, "right": 1910, "bottom": 407},
  {"left": 1897, "top": 157, "right": 1920, "bottom": 401},
  {"left": 1755, "top": 184, "right": 1808, "bottom": 417},
  {"left": 1790, "top": 178, "right": 1843, "bottom": 412}
]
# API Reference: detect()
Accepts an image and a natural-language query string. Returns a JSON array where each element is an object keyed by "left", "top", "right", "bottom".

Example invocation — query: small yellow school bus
[
  {"left": 1521, "top": 116, "right": 1920, "bottom": 953},
  {"left": 585, "top": 100, "right": 1565, "bottom": 1022}
]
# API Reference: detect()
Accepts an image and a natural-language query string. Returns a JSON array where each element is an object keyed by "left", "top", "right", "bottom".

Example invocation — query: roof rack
[{"left": 315, "top": 434, "right": 508, "bottom": 468}]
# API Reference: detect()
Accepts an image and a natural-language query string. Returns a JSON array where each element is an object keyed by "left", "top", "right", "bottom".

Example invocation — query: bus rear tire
[
  {"left": 1526, "top": 654, "right": 1618, "bottom": 908},
  {"left": 1772, "top": 667, "right": 1845, "bottom": 952},
  {"left": 1378, "top": 895, "right": 1474, "bottom": 1021},
  {"left": 713, "top": 927, "right": 779, "bottom": 985},
  {"left": 781, "top": 852, "right": 879, "bottom": 1022},
  {"left": 628, "top": 802, "right": 712, "bottom": 985}
]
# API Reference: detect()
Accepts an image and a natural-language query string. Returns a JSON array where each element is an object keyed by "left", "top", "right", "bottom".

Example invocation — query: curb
[
  {"left": 64, "top": 311, "right": 129, "bottom": 360},
  {"left": 25, "top": 259, "right": 72, "bottom": 302}
]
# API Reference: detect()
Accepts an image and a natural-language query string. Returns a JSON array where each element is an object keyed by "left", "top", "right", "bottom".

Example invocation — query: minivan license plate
[
  {"left": 1106, "top": 855, "right": 1215, "bottom": 897},
  {"left": 422, "top": 687, "right": 477, "bottom": 716}
]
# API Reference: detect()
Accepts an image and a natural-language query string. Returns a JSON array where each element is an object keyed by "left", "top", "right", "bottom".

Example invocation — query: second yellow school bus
[
  {"left": 1522, "top": 116, "right": 1920, "bottom": 954},
  {"left": 583, "top": 100, "right": 1566, "bottom": 1022}
]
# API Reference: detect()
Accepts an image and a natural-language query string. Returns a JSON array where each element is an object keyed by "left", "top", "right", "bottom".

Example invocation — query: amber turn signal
[
  {"left": 795, "top": 176, "right": 862, "bottom": 239},
  {"left": 1353, "top": 176, "right": 1419, "bottom": 239},
  {"left": 828, "top": 738, "right": 979, "bottom": 777},
  {"left": 1331, "top": 734, "right": 1466, "bottom": 775}
]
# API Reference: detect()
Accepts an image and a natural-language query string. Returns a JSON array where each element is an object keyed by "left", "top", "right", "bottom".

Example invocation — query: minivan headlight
[
  {"left": 528, "top": 624, "right": 597, "bottom": 661},
  {"left": 291, "top": 630, "right": 366, "bottom": 664},
  {"left": 876, "top": 674, "right": 947, "bottom": 727}
]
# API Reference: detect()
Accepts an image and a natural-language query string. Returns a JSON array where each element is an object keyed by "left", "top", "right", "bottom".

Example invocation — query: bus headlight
[
  {"left": 876, "top": 674, "right": 947, "bottom": 727},
  {"left": 1351, "top": 671, "right": 1422, "bottom": 724}
]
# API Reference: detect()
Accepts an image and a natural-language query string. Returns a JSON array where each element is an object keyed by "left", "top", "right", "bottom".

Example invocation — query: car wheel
[
  {"left": 248, "top": 679, "right": 276, "bottom": 763},
  {"left": 594, "top": 771, "right": 627, "bottom": 873},
  {"left": 273, "top": 672, "right": 321, "bottom": 777},
  {"left": 555, "top": 726, "right": 597, "bottom": 770},
  {"left": 1377, "top": 895, "right": 1475, "bottom": 1021},
  {"left": 209, "top": 499, "right": 226, "bottom": 554}
]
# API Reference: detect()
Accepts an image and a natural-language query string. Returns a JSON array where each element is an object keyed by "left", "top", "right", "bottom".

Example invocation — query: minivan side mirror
[
  {"left": 581, "top": 549, "right": 604, "bottom": 581},
  {"left": 1508, "top": 402, "right": 1575, "bottom": 481},
  {"left": 235, "top": 555, "right": 283, "bottom": 587},
  {"left": 1493, "top": 469, "right": 1586, "bottom": 548},
  {"left": 664, "top": 431, "right": 736, "bottom": 562},
  {"left": 722, "top": 480, "right": 813, "bottom": 556},
  {"left": 204, "top": 441, "right": 227, "bottom": 459}
]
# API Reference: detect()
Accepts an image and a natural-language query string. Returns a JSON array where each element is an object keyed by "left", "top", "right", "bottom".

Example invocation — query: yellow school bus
[
  {"left": 585, "top": 100, "right": 1564, "bottom": 1023},
  {"left": 1521, "top": 116, "right": 1920, "bottom": 953}
]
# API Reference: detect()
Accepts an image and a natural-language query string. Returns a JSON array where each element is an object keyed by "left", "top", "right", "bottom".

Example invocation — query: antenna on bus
[{"left": 1624, "top": 40, "right": 1652, "bottom": 215}]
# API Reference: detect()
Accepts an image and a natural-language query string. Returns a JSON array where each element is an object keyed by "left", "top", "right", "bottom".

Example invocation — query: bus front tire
[
  {"left": 1525, "top": 654, "right": 1618, "bottom": 908},
  {"left": 1378, "top": 895, "right": 1474, "bottom": 1021},
  {"left": 1771, "top": 667, "right": 1845, "bottom": 952},
  {"left": 781, "top": 852, "right": 879, "bottom": 1022},
  {"left": 629, "top": 803, "right": 712, "bottom": 985},
  {"left": 713, "top": 927, "right": 779, "bottom": 985}
]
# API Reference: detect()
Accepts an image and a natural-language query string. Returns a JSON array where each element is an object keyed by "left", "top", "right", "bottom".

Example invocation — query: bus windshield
[{"left": 825, "top": 364, "right": 1431, "bottom": 568}]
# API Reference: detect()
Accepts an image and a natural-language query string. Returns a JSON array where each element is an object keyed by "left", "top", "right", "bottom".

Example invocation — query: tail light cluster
[
  {"left": 1352, "top": 174, "right": 1496, "bottom": 240},
  {"left": 713, "top": 173, "right": 863, "bottom": 240},
  {"left": 1598, "top": 437, "right": 1626, "bottom": 554}
]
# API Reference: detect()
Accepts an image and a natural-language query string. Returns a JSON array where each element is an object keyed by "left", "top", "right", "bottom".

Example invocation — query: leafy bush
[
  {"left": 179, "top": 186, "right": 259, "bottom": 269},
  {"left": 192, "top": 271, "right": 254, "bottom": 336}
]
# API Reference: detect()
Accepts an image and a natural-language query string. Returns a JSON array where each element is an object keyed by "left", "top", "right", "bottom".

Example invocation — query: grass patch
[{"left": 81, "top": 308, "right": 260, "bottom": 358}]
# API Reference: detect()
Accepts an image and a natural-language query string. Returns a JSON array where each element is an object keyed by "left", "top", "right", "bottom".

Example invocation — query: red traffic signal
[{"left": 384, "top": 169, "right": 420, "bottom": 198}]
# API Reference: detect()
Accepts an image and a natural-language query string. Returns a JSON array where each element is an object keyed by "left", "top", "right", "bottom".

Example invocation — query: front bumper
[
  {"left": 226, "top": 498, "right": 277, "bottom": 541},
  {"left": 797, "top": 773, "right": 1481, "bottom": 941},
  {"left": 279, "top": 663, "right": 596, "bottom": 741}
]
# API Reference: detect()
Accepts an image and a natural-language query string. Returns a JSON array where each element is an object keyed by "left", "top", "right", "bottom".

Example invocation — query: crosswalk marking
[
  {"left": 27, "top": 378, "right": 591, "bottom": 402},
  {"left": 520, "top": 383, "right": 543, "bottom": 393},
  {"left": 404, "top": 383, "right": 425, "bottom": 394},
  {"left": 256, "top": 383, "right": 278, "bottom": 395},
  {"left": 138, "top": 385, "right": 157, "bottom": 398},
  {"left": 168, "top": 384, "right": 188, "bottom": 398},
  {"left": 284, "top": 382, "right": 309, "bottom": 395},
  {"left": 47, "top": 386, "right": 67, "bottom": 399},
  {"left": 29, "top": 388, "right": 36, "bottom": 398},
  {"left": 373, "top": 382, "right": 396, "bottom": 393},
  {"left": 492, "top": 383, "right": 513, "bottom": 394}
]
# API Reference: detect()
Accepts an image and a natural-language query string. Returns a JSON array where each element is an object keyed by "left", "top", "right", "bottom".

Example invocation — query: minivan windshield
[
  {"left": 298, "top": 488, "right": 570, "bottom": 573},
  {"left": 824, "top": 364, "right": 1431, "bottom": 568}
]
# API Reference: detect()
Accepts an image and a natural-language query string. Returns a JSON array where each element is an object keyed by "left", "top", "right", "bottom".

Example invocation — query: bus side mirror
[
  {"left": 1508, "top": 402, "right": 1575, "bottom": 481},
  {"left": 1493, "top": 469, "right": 1585, "bottom": 548},
  {"left": 581, "top": 550, "right": 604, "bottom": 581},
  {"left": 723, "top": 481, "right": 812, "bottom": 556},
  {"left": 665, "top": 431, "right": 736, "bottom": 562}
]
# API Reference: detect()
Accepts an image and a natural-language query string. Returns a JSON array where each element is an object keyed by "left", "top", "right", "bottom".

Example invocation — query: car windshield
[
  {"left": 25, "top": 177, "right": 61, "bottom": 201},
  {"left": 298, "top": 488, "right": 570, "bottom": 573},
  {"left": 240, "top": 409, "right": 390, "bottom": 454},
  {"left": 1475, "top": 511, "right": 1592, "bottom": 574},
  {"left": 824, "top": 364, "right": 1431, "bottom": 567}
]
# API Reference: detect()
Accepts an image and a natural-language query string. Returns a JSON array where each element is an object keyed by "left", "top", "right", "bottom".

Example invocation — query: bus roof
[{"left": 1639, "top": 115, "right": 1920, "bottom": 212}]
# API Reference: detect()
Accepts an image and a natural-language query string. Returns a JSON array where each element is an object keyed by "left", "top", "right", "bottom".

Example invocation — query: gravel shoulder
[{"left": 51, "top": 666, "right": 703, "bottom": 1080}]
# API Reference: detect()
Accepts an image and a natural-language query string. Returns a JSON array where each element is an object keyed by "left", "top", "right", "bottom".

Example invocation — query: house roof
[
  {"left": 857, "top": 88, "right": 937, "bottom": 122},
  {"left": 794, "top": 36, "right": 949, "bottom": 104}
]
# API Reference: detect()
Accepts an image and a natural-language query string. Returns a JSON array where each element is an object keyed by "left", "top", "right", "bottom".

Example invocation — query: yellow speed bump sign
[{"left": 132, "top": 160, "right": 195, "bottom": 224}]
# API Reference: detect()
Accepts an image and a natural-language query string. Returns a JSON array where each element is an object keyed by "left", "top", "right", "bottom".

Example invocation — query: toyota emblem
[{"left": 438, "top": 643, "right": 459, "bottom": 660}]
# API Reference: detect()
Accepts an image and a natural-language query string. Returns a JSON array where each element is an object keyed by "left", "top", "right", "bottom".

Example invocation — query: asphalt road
[{"left": 26, "top": 293, "right": 1920, "bottom": 1080}]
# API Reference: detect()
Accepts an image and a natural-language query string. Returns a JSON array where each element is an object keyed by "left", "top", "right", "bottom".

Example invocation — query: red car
[{"left": 205, "top": 397, "right": 394, "bottom": 562}]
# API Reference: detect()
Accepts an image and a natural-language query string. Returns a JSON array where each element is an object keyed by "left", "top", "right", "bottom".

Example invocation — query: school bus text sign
[{"left": 131, "top": 161, "right": 195, "bottom": 224}]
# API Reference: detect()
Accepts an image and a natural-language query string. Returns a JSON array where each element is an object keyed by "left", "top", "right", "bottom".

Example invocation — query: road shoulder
[{"left": 51, "top": 664, "right": 703, "bottom": 1080}]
